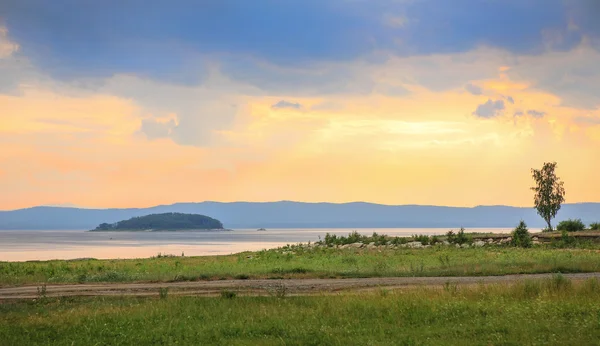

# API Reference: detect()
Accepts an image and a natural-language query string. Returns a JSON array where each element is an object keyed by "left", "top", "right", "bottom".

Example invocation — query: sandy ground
[{"left": 1, "top": 272, "right": 599, "bottom": 299}]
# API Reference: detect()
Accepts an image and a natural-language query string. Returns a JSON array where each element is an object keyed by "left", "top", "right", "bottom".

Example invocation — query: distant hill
[
  {"left": 90, "top": 212, "right": 224, "bottom": 231},
  {"left": 0, "top": 201, "right": 599, "bottom": 230}
]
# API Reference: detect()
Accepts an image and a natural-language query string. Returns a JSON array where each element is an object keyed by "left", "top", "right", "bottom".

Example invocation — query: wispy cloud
[
  {"left": 271, "top": 100, "right": 303, "bottom": 110},
  {"left": 527, "top": 110, "right": 546, "bottom": 118}
]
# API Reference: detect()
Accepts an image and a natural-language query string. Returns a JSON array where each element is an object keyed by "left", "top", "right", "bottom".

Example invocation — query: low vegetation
[
  {"left": 556, "top": 218, "right": 586, "bottom": 232},
  {"left": 1, "top": 277, "right": 599, "bottom": 345}
]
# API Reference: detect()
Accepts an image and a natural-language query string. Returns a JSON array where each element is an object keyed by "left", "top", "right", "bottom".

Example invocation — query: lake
[{"left": 0, "top": 228, "right": 531, "bottom": 262}]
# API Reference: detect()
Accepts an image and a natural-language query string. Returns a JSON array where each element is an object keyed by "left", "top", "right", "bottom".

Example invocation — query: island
[{"left": 89, "top": 212, "right": 226, "bottom": 231}]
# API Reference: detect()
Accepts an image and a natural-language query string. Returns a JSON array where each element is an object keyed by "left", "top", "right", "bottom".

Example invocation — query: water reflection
[{"left": 0, "top": 228, "right": 530, "bottom": 262}]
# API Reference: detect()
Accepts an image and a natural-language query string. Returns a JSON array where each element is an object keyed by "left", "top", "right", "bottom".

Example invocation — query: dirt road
[{"left": 2, "top": 272, "right": 599, "bottom": 299}]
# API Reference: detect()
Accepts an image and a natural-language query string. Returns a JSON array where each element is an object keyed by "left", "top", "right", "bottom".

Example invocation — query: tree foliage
[
  {"left": 531, "top": 162, "right": 565, "bottom": 231},
  {"left": 556, "top": 219, "right": 585, "bottom": 232},
  {"left": 511, "top": 220, "right": 532, "bottom": 248},
  {"left": 92, "top": 213, "right": 224, "bottom": 231}
]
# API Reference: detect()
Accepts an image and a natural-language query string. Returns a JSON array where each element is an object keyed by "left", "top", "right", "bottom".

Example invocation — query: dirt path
[{"left": 2, "top": 272, "right": 599, "bottom": 299}]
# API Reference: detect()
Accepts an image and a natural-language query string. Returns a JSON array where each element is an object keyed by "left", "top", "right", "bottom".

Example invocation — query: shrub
[
  {"left": 220, "top": 290, "right": 237, "bottom": 299},
  {"left": 446, "top": 230, "right": 456, "bottom": 243},
  {"left": 590, "top": 222, "right": 600, "bottom": 231},
  {"left": 412, "top": 234, "right": 430, "bottom": 245},
  {"left": 556, "top": 219, "right": 585, "bottom": 232},
  {"left": 511, "top": 220, "right": 532, "bottom": 248},
  {"left": 455, "top": 227, "right": 471, "bottom": 245}
]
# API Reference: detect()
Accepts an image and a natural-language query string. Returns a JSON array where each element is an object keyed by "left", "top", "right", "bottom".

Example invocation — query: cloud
[
  {"left": 506, "top": 96, "right": 515, "bottom": 104},
  {"left": 2, "top": 0, "right": 598, "bottom": 85},
  {"left": 0, "top": 26, "right": 19, "bottom": 58},
  {"left": 383, "top": 14, "right": 408, "bottom": 28},
  {"left": 473, "top": 99, "right": 505, "bottom": 118},
  {"left": 527, "top": 110, "right": 546, "bottom": 118},
  {"left": 271, "top": 100, "right": 303, "bottom": 110},
  {"left": 507, "top": 45, "right": 600, "bottom": 109},
  {"left": 465, "top": 83, "right": 483, "bottom": 95},
  {"left": 514, "top": 111, "right": 524, "bottom": 117},
  {"left": 140, "top": 118, "right": 176, "bottom": 139},
  {"left": 574, "top": 115, "right": 600, "bottom": 125},
  {"left": 98, "top": 73, "right": 247, "bottom": 147}
]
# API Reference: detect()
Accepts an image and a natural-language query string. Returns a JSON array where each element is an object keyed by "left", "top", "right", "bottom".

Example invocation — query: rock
[
  {"left": 349, "top": 242, "right": 363, "bottom": 249},
  {"left": 442, "top": 240, "right": 450, "bottom": 246},
  {"left": 405, "top": 241, "right": 423, "bottom": 249},
  {"left": 366, "top": 243, "right": 376, "bottom": 249},
  {"left": 485, "top": 238, "right": 494, "bottom": 243},
  {"left": 340, "top": 244, "right": 350, "bottom": 249},
  {"left": 473, "top": 240, "right": 485, "bottom": 247},
  {"left": 461, "top": 243, "right": 470, "bottom": 248},
  {"left": 532, "top": 240, "right": 541, "bottom": 245},
  {"left": 455, "top": 244, "right": 461, "bottom": 248},
  {"left": 532, "top": 237, "right": 539, "bottom": 241},
  {"left": 499, "top": 237, "right": 512, "bottom": 244}
]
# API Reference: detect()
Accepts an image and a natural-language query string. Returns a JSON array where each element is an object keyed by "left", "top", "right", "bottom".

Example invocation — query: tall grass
[
  {"left": 3, "top": 246, "right": 600, "bottom": 286},
  {"left": 1, "top": 277, "right": 599, "bottom": 345}
]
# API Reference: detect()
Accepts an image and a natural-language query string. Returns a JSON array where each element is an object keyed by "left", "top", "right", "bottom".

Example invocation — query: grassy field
[
  {"left": 1, "top": 275, "right": 599, "bottom": 345},
  {"left": 2, "top": 245, "right": 600, "bottom": 286}
]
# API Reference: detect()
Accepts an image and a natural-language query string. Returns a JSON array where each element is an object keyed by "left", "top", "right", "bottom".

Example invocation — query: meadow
[
  {"left": 2, "top": 242, "right": 600, "bottom": 286},
  {"left": 1, "top": 275, "right": 599, "bottom": 345}
]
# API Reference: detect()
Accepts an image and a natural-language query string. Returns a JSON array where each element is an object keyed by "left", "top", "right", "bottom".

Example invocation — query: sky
[{"left": 1, "top": 0, "right": 600, "bottom": 210}]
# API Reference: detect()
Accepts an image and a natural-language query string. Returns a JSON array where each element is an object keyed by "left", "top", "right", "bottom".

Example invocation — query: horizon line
[{"left": 2, "top": 200, "right": 599, "bottom": 212}]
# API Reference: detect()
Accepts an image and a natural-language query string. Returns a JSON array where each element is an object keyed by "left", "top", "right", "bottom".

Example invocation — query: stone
[
  {"left": 473, "top": 240, "right": 485, "bottom": 247},
  {"left": 349, "top": 242, "right": 363, "bottom": 249},
  {"left": 485, "top": 238, "right": 494, "bottom": 243},
  {"left": 405, "top": 241, "right": 423, "bottom": 249},
  {"left": 532, "top": 237, "right": 539, "bottom": 241},
  {"left": 461, "top": 243, "right": 470, "bottom": 248},
  {"left": 442, "top": 240, "right": 450, "bottom": 246}
]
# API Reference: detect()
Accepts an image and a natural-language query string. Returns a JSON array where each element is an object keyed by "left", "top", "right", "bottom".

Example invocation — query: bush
[
  {"left": 511, "top": 220, "right": 532, "bottom": 248},
  {"left": 455, "top": 227, "right": 471, "bottom": 245},
  {"left": 590, "top": 222, "right": 600, "bottom": 231},
  {"left": 445, "top": 228, "right": 471, "bottom": 245},
  {"left": 220, "top": 290, "right": 237, "bottom": 299},
  {"left": 412, "top": 234, "right": 430, "bottom": 245},
  {"left": 445, "top": 230, "right": 456, "bottom": 243},
  {"left": 556, "top": 219, "right": 586, "bottom": 232}
]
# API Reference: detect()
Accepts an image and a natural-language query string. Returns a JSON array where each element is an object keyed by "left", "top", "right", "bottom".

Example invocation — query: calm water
[{"left": 0, "top": 228, "right": 526, "bottom": 262}]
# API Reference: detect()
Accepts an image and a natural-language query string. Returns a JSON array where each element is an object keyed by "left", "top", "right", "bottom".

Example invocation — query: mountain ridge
[{"left": 1, "top": 201, "right": 599, "bottom": 230}]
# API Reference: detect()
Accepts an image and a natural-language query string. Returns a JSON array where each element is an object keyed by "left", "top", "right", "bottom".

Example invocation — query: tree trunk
[{"left": 546, "top": 219, "right": 552, "bottom": 232}]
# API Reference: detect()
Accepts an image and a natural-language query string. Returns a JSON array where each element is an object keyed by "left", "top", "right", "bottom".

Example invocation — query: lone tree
[{"left": 531, "top": 162, "right": 565, "bottom": 231}]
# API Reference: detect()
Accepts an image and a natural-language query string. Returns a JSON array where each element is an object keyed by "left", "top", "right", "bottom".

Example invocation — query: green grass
[
  {"left": 1, "top": 277, "right": 599, "bottom": 345},
  {"left": 3, "top": 245, "right": 600, "bottom": 286}
]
